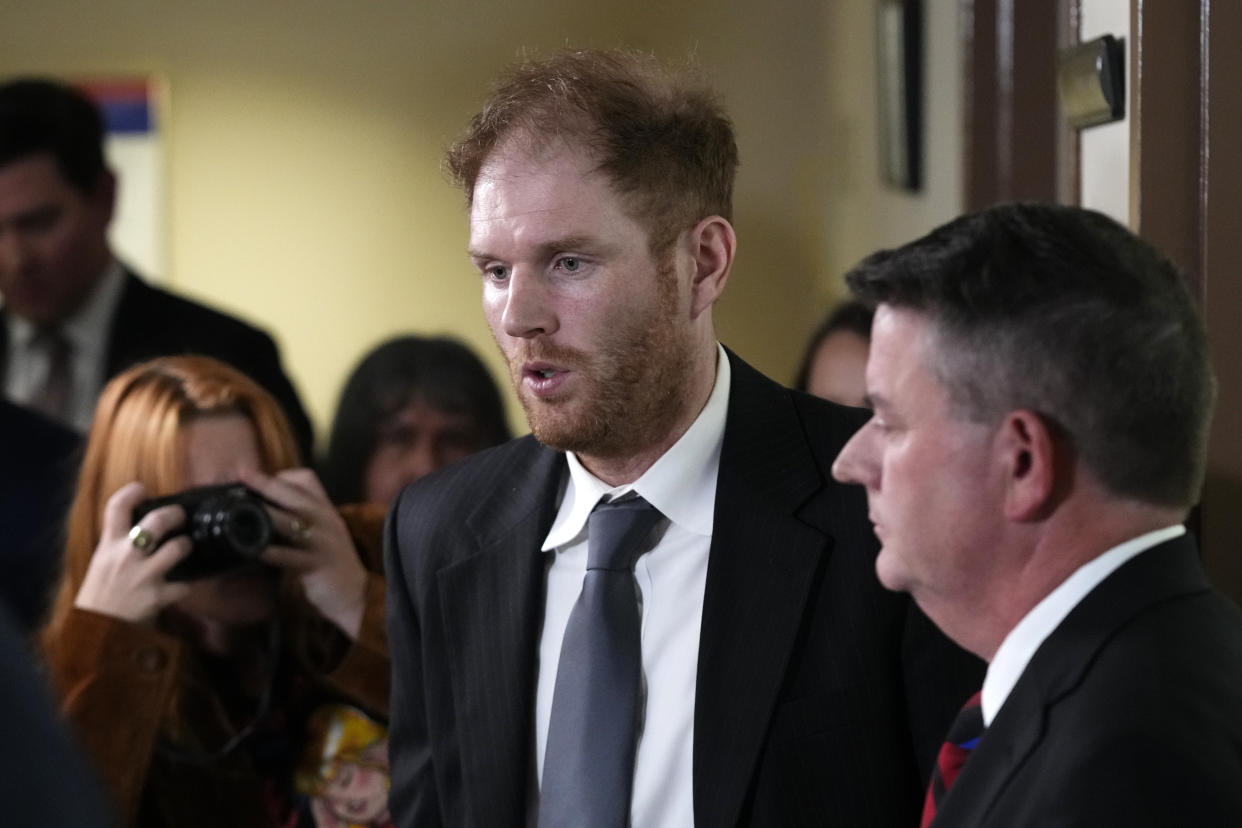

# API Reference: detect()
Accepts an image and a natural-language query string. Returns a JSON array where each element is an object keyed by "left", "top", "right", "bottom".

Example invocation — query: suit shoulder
[
  {"left": 391, "top": 436, "right": 553, "bottom": 529},
  {"left": 123, "top": 275, "right": 277, "bottom": 345},
  {"left": 789, "top": 389, "right": 870, "bottom": 449}
]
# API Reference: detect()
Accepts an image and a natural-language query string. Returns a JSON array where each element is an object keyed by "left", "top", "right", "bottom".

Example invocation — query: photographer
[{"left": 40, "top": 356, "right": 389, "bottom": 827}]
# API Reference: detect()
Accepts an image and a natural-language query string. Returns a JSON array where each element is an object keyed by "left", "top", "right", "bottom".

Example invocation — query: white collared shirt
[
  {"left": 534, "top": 343, "right": 731, "bottom": 828},
  {"left": 981, "top": 524, "right": 1187, "bottom": 726},
  {"left": 4, "top": 260, "right": 126, "bottom": 431}
]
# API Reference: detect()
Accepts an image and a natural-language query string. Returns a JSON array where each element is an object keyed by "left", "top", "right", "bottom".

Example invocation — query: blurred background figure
[
  {"left": 793, "top": 300, "right": 874, "bottom": 407},
  {"left": 0, "top": 601, "right": 115, "bottom": 827},
  {"left": 40, "top": 356, "right": 389, "bottom": 827},
  {"left": 0, "top": 398, "right": 79, "bottom": 631},
  {"left": 321, "top": 335, "right": 510, "bottom": 507},
  {"left": 0, "top": 78, "right": 313, "bottom": 457}
]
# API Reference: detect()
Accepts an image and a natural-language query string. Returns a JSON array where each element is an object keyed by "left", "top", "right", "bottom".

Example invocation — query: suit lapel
[
  {"left": 103, "top": 269, "right": 146, "bottom": 377},
  {"left": 437, "top": 441, "right": 564, "bottom": 823},
  {"left": 935, "top": 535, "right": 1211, "bottom": 825},
  {"left": 693, "top": 353, "right": 828, "bottom": 826}
]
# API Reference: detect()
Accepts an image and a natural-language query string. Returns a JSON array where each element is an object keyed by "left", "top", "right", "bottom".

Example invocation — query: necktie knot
[
  {"left": 31, "top": 326, "right": 73, "bottom": 422},
  {"left": 921, "top": 690, "right": 985, "bottom": 828},
  {"left": 586, "top": 494, "right": 661, "bottom": 571}
]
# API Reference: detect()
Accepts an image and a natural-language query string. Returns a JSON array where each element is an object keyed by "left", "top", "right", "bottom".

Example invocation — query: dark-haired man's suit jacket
[
  {"left": 386, "top": 350, "right": 984, "bottom": 827},
  {"left": 932, "top": 535, "right": 1242, "bottom": 827},
  {"left": 0, "top": 267, "right": 313, "bottom": 460}
]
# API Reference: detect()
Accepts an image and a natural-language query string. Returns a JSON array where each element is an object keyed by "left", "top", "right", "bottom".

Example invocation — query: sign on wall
[{"left": 77, "top": 78, "right": 167, "bottom": 282}]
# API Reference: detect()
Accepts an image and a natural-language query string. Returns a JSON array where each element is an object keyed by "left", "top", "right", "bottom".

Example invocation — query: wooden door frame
[{"left": 963, "top": 0, "right": 1242, "bottom": 601}]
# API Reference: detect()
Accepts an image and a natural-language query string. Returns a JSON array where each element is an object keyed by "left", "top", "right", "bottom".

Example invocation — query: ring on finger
[
  {"left": 289, "top": 515, "right": 312, "bottom": 544},
  {"left": 128, "top": 524, "right": 156, "bottom": 552}
]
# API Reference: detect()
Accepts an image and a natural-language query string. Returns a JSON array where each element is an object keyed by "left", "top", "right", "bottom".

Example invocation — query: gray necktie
[
  {"left": 30, "top": 328, "right": 72, "bottom": 423},
  {"left": 539, "top": 494, "right": 662, "bottom": 828}
]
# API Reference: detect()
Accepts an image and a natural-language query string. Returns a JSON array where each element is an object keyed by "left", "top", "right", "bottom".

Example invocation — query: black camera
[{"left": 132, "top": 483, "right": 273, "bottom": 581}]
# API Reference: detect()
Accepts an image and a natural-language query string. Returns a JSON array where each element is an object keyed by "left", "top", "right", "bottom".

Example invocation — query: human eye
[
  {"left": 867, "top": 412, "right": 895, "bottom": 435},
  {"left": 552, "top": 255, "right": 584, "bottom": 274},
  {"left": 376, "top": 423, "right": 416, "bottom": 448},
  {"left": 16, "top": 206, "right": 61, "bottom": 235},
  {"left": 480, "top": 263, "right": 510, "bottom": 283}
]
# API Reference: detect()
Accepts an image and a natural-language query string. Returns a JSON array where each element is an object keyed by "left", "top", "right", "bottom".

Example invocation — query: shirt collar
[
  {"left": 980, "top": 523, "right": 1186, "bottom": 725},
  {"left": 541, "top": 343, "right": 731, "bottom": 550},
  {"left": 7, "top": 259, "right": 125, "bottom": 353}
]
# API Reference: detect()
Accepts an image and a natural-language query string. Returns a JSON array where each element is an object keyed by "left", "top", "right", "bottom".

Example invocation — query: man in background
[
  {"left": 385, "top": 49, "right": 981, "bottom": 828},
  {"left": 0, "top": 77, "right": 312, "bottom": 457},
  {"left": 833, "top": 202, "right": 1242, "bottom": 826}
]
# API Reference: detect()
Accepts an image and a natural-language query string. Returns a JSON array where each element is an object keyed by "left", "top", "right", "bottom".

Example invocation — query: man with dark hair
[
  {"left": 833, "top": 202, "right": 1242, "bottom": 826},
  {"left": 0, "top": 77, "right": 313, "bottom": 458},
  {"left": 386, "top": 49, "right": 981, "bottom": 828}
]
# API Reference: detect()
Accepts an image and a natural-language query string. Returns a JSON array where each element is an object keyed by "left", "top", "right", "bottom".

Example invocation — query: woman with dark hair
[
  {"left": 41, "top": 356, "right": 390, "bottom": 827},
  {"left": 792, "top": 300, "right": 874, "bottom": 407},
  {"left": 321, "top": 335, "right": 510, "bottom": 506}
]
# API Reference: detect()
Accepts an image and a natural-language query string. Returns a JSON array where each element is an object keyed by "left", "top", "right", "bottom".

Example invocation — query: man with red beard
[{"left": 384, "top": 50, "right": 982, "bottom": 828}]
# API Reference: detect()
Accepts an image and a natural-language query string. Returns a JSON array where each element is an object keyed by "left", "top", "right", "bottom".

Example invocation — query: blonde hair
[{"left": 41, "top": 356, "right": 299, "bottom": 649}]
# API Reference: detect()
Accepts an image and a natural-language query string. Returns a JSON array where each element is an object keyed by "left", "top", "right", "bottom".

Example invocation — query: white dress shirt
[
  {"left": 981, "top": 524, "right": 1187, "bottom": 726},
  {"left": 4, "top": 260, "right": 126, "bottom": 431},
  {"left": 534, "top": 343, "right": 731, "bottom": 828}
]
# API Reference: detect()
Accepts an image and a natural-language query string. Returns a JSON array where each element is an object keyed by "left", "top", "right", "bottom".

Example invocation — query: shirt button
[{"left": 136, "top": 647, "right": 168, "bottom": 673}]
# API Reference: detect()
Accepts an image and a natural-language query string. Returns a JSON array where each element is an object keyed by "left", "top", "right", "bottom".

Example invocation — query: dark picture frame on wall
[{"left": 877, "top": 0, "right": 923, "bottom": 191}]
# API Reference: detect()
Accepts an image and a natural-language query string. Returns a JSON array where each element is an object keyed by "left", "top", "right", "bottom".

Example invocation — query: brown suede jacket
[{"left": 45, "top": 504, "right": 389, "bottom": 827}]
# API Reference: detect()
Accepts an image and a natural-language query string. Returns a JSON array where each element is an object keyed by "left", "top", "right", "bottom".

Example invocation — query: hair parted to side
[
  {"left": 41, "top": 356, "right": 299, "bottom": 647},
  {"left": 321, "top": 335, "right": 511, "bottom": 504},
  {"left": 445, "top": 48, "right": 738, "bottom": 255},
  {"left": 846, "top": 202, "right": 1215, "bottom": 509},
  {"left": 0, "top": 77, "right": 107, "bottom": 192}
]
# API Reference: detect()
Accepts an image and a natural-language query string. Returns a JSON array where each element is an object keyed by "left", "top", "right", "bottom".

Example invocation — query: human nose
[
  {"left": 401, "top": 440, "right": 439, "bottom": 483},
  {"left": 832, "top": 423, "right": 878, "bottom": 488},
  {"left": 0, "top": 228, "right": 31, "bottom": 275},
  {"left": 500, "top": 268, "right": 556, "bottom": 339}
]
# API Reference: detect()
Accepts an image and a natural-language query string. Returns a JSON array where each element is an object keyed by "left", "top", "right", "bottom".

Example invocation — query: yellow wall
[{"left": 2, "top": 0, "right": 965, "bottom": 448}]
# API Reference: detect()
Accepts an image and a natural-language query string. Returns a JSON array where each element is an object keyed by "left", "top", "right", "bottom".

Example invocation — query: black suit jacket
[
  {"left": 0, "top": 603, "right": 115, "bottom": 827},
  {"left": 0, "top": 267, "right": 313, "bottom": 460},
  {"left": 385, "top": 351, "right": 983, "bottom": 827},
  {"left": 932, "top": 535, "right": 1242, "bottom": 827},
  {"left": 0, "top": 399, "right": 80, "bottom": 631}
]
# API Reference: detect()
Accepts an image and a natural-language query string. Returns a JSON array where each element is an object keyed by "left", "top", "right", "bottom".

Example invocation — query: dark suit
[
  {"left": 0, "top": 602, "right": 115, "bottom": 826},
  {"left": 385, "top": 351, "right": 983, "bottom": 827},
  {"left": 0, "top": 267, "right": 313, "bottom": 460},
  {"left": 0, "top": 399, "right": 80, "bottom": 631},
  {"left": 932, "top": 535, "right": 1242, "bottom": 827}
]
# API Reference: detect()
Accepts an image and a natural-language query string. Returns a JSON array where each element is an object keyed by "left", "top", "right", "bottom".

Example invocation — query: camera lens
[
  {"left": 190, "top": 493, "right": 272, "bottom": 561},
  {"left": 222, "top": 501, "right": 270, "bottom": 557}
]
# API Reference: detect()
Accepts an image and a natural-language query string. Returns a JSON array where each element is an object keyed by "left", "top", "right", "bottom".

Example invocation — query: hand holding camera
[
  {"left": 75, "top": 471, "right": 367, "bottom": 640},
  {"left": 240, "top": 467, "right": 368, "bottom": 641},
  {"left": 73, "top": 482, "right": 195, "bottom": 625}
]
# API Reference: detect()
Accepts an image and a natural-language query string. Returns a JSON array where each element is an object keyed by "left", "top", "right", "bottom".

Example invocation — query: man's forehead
[
  {"left": 867, "top": 306, "right": 937, "bottom": 386},
  {"left": 475, "top": 136, "right": 601, "bottom": 189}
]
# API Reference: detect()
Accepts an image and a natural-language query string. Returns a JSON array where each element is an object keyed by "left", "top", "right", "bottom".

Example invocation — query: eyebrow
[{"left": 467, "top": 235, "right": 605, "bottom": 263}]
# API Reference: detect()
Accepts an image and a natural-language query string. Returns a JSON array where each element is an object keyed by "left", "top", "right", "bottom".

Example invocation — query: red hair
[{"left": 41, "top": 356, "right": 299, "bottom": 649}]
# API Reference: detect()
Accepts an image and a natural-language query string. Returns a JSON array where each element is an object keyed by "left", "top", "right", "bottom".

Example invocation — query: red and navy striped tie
[{"left": 921, "top": 690, "right": 984, "bottom": 828}]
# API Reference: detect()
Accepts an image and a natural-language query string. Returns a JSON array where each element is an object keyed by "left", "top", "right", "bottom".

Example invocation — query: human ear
[
  {"left": 686, "top": 215, "right": 735, "bottom": 320},
  {"left": 1000, "top": 410, "right": 1060, "bottom": 522}
]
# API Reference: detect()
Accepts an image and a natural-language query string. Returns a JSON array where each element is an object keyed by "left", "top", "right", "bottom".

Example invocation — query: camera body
[{"left": 132, "top": 483, "right": 273, "bottom": 581}]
